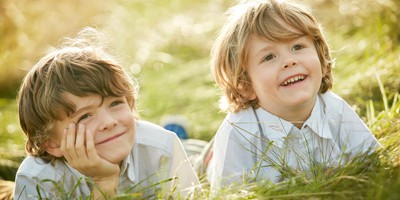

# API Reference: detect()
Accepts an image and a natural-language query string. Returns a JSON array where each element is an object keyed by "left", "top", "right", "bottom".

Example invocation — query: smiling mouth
[
  {"left": 96, "top": 132, "right": 124, "bottom": 145},
  {"left": 281, "top": 75, "right": 306, "bottom": 86}
]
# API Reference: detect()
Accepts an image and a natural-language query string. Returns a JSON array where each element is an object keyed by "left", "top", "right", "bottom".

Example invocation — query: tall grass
[
  {"left": 210, "top": 90, "right": 400, "bottom": 200},
  {"left": 0, "top": 0, "right": 399, "bottom": 199}
]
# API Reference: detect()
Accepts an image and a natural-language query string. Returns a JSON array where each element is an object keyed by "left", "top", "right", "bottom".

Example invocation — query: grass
[
  {"left": 1, "top": 0, "right": 399, "bottom": 199},
  {"left": 216, "top": 94, "right": 400, "bottom": 200}
]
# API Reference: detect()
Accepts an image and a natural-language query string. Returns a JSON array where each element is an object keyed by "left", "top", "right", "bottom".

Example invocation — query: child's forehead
[
  {"left": 64, "top": 92, "right": 100, "bottom": 102},
  {"left": 251, "top": 34, "right": 308, "bottom": 45},
  {"left": 252, "top": 24, "right": 305, "bottom": 43}
]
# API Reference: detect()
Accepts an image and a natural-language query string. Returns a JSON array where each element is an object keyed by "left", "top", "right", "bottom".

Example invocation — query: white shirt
[
  {"left": 14, "top": 120, "right": 199, "bottom": 199},
  {"left": 207, "top": 91, "right": 381, "bottom": 189}
]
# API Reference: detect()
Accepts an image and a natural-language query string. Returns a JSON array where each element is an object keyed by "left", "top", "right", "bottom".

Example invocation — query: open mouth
[{"left": 281, "top": 75, "right": 306, "bottom": 86}]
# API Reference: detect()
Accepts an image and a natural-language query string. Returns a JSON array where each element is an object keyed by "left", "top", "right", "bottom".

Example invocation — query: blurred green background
[{"left": 0, "top": 0, "right": 399, "bottom": 183}]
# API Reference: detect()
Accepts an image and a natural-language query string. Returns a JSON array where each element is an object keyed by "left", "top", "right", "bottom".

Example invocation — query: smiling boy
[
  {"left": 14, "top": 28, "right": 199, "bottom": 199},
  {"left": 246, "top": 33, "right": 322, "bottom": 129},
  {"left": 207, "top": 0, "right": 381, "bottom": 189}
]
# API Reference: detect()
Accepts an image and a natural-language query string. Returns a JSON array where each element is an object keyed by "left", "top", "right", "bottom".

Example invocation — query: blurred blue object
[
  {"left": 161, "top": 115, "right": 189, "bottom": 139},
  {"left": 164, "top": 123, "right": 188, "bottom": 139},
  {"left": 161, "top": 115, "right": 212, "bottom": 176}
]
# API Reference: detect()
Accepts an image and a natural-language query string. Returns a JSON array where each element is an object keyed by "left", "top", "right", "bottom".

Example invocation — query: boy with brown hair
[{"left": 14, "top": 28, "right": 199, "bottom": 199}]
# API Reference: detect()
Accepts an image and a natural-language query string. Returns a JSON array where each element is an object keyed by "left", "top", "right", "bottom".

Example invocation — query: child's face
[
  {"left": 51, "top": 93, "right": 136, "bottom": 164},
  {"left": 246, "top": 31, "right": 322, "bottom": 118}
]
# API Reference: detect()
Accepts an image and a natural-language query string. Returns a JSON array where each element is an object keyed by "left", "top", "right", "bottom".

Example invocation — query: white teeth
[{"left": 282, "top": 75, "right": 305, "bottom": 86}]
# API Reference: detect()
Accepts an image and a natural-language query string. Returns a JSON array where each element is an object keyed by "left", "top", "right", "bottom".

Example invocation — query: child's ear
[
  {"left": 44, "top": 139, "right": 63, "bottom": 157},
  {"left": 248, "top": 89, "right": 257, "bottom": 100}
]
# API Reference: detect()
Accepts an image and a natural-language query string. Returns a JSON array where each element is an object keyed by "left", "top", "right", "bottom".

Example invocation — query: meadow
[{"left": 0, "top": 0, "right": 399, "bottom": 199}]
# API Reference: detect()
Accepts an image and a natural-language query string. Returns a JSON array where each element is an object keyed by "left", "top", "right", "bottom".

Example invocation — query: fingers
[
  {"left": 66, "top": 123, "right": 80, "bottom": 159},
  {"left": 85, "top": 130, "right": 98, "bottom": 160},
  {"left": 59, "top": 123, "right": 120, "bottom": 180},
  {"left": 60, "top": 127, "right": 72, "bottom": 161},
  {"left": 75, "top": 123, "right": 87, "bottom": 158},
  {"left": 61, "top": 123, "right": 90, "bottom": 162}
]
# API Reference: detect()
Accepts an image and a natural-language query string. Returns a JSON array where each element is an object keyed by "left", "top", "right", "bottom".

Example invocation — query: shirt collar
[
  {"left": 302, "top": 94, "right": 333, "bottom": 140},
  {"left": 254, "top": 94, "right": 333, "bottom": 148},
  {"left": 119, "top": 150, "right": 136, "bottom": 183},
  {"left": 254, "top": 107, "right": 293, "bottom": 148}
]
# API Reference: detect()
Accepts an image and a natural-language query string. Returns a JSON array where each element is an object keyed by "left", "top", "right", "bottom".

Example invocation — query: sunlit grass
[
  {"left": 210, "top": 97, "right": 400, "bottom": 199},
  {"left": 0, "top": 99, "right": 24, "bottom": 181},
  {"left": 0, "top": 0, "right": 399, "bottom": 199}
]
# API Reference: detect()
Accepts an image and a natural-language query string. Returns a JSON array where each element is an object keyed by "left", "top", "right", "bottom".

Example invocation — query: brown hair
[
  {"left": 211, "top": 0, "right": 333, "bottom": 112},
  {"left": 17, "top": 28, "right": 138, "bottom": 160}
]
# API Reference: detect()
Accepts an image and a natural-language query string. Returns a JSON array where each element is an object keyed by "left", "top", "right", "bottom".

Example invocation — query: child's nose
[
  {"left": 98, "top": 114, "right": 117, "bottom": 131},
  {"left": 282, "top": 57, "right": 298, "bottom": 69}
]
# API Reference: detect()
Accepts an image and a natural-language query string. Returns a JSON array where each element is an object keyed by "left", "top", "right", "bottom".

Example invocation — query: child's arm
[
  {"left": 207, "top": 118, "right": 258, "bottom": 189},
  {"left": 339, "top": 102, "right": 382, "bottom": 155},
  {"left": 323, "top": 91, "right": 381, "bottom": 158},
  {"left": 14, "top": 156, "right": 91, "bottom": 198},
  {"left": 60, "top": 123, "right": 120, "bottom": 198}
]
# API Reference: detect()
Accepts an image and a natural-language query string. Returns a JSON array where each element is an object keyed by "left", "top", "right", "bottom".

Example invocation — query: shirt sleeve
[
  {"left": 323, "top": 91, "right": 381, "bottom": 158},
  {"left": 339, "top": 100, "right": 382, "bottom": 156},
  {"left": 13, "top": 157, "right": 91, "bottom": 199},
  {"left": 14, "top": 172, "right": 89, "bottom": 199},
  {"left": 207, "top": 116, "right": 258, "bottom": 190},
  {"left": 14, "top": 174, "right": 42, "bottom": 199},
  {"left": 135, "top": 121, "right": 200, "bottom": 197}
]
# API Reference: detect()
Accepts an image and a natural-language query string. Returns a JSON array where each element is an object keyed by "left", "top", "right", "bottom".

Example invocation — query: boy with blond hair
[{"left": 207, "top": 0, "right": 380, "bottom": 189}]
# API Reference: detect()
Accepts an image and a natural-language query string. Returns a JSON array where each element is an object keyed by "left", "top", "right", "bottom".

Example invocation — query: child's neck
[
  {"left": 263, "top": 98, "right": 316, "bottom": 130},
  {"left": 286, "top": 110, "right": 310, "bottom": 129},
  {"left": 292, "top": 122, "right": 304, "bottom": 129}
]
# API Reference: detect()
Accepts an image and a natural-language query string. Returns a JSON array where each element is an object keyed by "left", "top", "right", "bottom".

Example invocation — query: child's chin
[{"left": 102, "top": 151, "right": 131, "bottom": 163}]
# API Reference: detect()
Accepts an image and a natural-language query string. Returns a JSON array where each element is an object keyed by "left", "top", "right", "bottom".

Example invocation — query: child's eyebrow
[
  {"left": 291, "top": 35, "right": 308, "bottom": 41},
  {"left": 70, "top": 107, "right": 89, "bottom": 117},
  {"left": 69, "top": 102, "right": 99, "bottom": 118},
  {"left": 258, "top": 44, "right": 273, "bottom": 52},
  {"left": 68, "top": 96, "right": 110, "bottom": 118},
  {"left": 252, "top": 44, "right": 273, "bottom": 59}
]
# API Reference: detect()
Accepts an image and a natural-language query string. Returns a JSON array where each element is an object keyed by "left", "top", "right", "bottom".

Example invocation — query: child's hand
[{"left": 60, "top": 123, "right": 119, "bottom": 195}]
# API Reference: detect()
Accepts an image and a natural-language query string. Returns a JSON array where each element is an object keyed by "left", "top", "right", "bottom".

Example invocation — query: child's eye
[
  {"left": 292, "top": 44, "right": 304, "bottom": 51},
  {"left": 263, "top": 54, "right": 276, "bottom": 62},
  {"left": 77, "top": 113, "right": 91, "bottom": 123},
  {"left": 111, "top": 100, "right": 124, "bottom": 107}
]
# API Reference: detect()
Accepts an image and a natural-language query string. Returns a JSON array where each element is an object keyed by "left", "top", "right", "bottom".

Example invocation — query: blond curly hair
[{"left": 211, "top": 0, "right": 333, "bottom": 112}]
